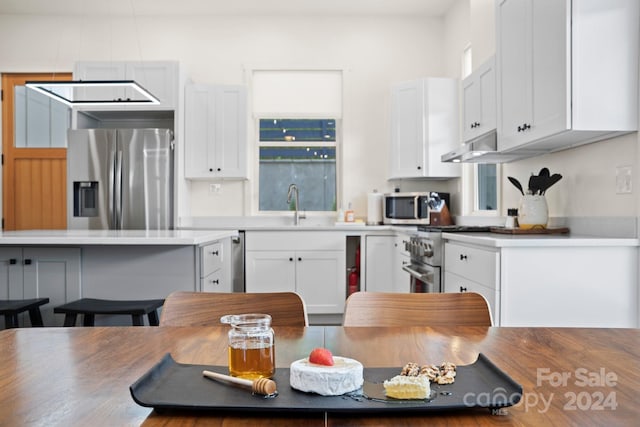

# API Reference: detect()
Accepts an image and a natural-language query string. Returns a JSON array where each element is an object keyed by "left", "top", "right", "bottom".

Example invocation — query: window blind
[{"left": 252, "top": 70, "right": 342, "bottom": 117}]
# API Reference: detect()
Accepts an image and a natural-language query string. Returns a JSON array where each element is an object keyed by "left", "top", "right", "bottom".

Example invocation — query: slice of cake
[
  {"left": 383, "top": 374, "right": 431, "bottom": 399},
  {"left": 289, "top": 348, "right": 364, "bottom": 396}
]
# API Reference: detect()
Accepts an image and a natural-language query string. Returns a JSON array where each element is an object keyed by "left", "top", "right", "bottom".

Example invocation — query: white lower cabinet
[
  {"left": 0, "top": 247, "right": 81, "bottom": 327},
  {"left": 246, "top": 251, "right": 296, "bottom": 293},
  {"left": 444, "top": 238, "right": 638, "bottom": 328},
  {"left": 364, "top": 234, "right": 410, "bottom": 293},
  {"left": 295, "top": 251, "right": 345, "bottom": 314},
  {"left": 393, "top": 233, "right": 411, "bottom": 293},
  {"left": 364, "top": 235, "right": 394, "bottom": 293},
  {"left": 443, "top": 242, "right": 500, "bottom": 324},
  {"left": 200, "top": 239, "right": 232, "bottom": 292},
  {"left": 245, "top": 232, "right": 345, "bottom": 314},
  {"left": 444, "top": 272, "right": 498, "bottom": 324},
  {"left": 499, "top": 246, "right": 637, "bottom": 328}
]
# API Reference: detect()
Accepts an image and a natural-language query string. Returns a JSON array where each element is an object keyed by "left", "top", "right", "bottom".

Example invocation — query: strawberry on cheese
[{"left": 309, "top": 348, "right": 334, "bottom": 366}]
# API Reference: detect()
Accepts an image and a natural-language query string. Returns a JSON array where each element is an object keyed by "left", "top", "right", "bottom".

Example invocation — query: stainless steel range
[{"left": 403, "top": 225, "right": 490, "bottom": 293}]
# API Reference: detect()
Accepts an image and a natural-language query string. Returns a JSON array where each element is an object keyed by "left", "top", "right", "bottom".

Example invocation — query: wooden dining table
[{"left": 0, "top": 325, "right": 638, "bottom": 426}]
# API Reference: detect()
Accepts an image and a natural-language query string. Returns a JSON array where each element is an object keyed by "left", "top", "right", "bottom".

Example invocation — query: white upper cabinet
[
  {"left": 462, "top": 56, "right": 496, "bottom": 143},
  {"left": 126, "top": 62, "right": 179, "bottom": 109},
  {"left": 389, "top": 78, "right": 460, "bottom": 179},
  {"left": 73, "top": 61, "right": 179, "bottom": 110},
  {"left": 496, "top": 0, "right": 639, "bottom": 153},
  {"left": 184, "top": 83, "right": 247, "bottom": 180}
]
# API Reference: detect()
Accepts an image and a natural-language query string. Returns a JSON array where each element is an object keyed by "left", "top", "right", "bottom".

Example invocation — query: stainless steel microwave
[{"left": 382, "top": 192, "right": 431, "bottom": 225}]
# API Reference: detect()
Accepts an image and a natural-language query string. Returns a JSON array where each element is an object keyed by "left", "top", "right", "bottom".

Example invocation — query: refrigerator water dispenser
[{"left": 73, "top": 181, "right": 99, "bottom": 217}]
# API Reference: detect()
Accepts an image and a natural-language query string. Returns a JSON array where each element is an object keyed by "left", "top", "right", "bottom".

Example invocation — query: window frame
[{"left": 252, "top": 115, "right": 341, "bottom": 216}]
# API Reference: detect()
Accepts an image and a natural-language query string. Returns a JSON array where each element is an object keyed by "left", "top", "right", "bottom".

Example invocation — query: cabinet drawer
[
  {"left": 201, "top": 269, "right": 230, "bottom": 293},
  {"left": 443, "top": 271, "right": 498, "bottom": 325},
  {"left": 245, "top": 231, "right": 344, "bottom": 251},
  {"left": 444, "top": 242, "right": 497, "bottom": 287},
  {"left": 201, "top": 242, "right": 223, "bottom": 277}
]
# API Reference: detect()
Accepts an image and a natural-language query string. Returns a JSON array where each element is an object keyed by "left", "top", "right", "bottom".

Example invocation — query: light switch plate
[
  {"left": 616, "top": 166, "right": 632, "bottom": 194},
  {"left": 209, "top": 183, "right": 222, "bottom": 194}
]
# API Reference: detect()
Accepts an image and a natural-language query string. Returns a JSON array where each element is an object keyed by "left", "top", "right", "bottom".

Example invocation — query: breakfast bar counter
[
  {"left": 0, "top": 229, "right": 238, "bottom": 326},
  {"left": 0, "top": 229, "right": 238, "bottom": 245},
  {"left": 0, "top": 326, "right": 637, "bottom": 426}
]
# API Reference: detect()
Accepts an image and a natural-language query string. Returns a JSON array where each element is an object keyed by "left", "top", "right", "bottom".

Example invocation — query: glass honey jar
[{"left": 220, "top": 313, "right": 275, "bottom": 379}]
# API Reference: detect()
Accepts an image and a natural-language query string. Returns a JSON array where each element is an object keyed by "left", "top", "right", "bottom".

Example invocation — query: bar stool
[
  {"left": 54, "top": 298, "right": 164, "bottom": 327},
  {"left": 0, "top": 298, "right": 49, "bottom": 328}
]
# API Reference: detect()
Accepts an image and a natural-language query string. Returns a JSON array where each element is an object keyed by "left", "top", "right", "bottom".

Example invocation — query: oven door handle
[{"left": 402, "top": 264, "right": 431, "bottom": 281}]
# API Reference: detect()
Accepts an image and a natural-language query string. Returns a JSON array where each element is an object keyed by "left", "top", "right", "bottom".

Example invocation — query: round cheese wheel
[{"left": 289, "top": 356, "right": 364, "bottom": 396}]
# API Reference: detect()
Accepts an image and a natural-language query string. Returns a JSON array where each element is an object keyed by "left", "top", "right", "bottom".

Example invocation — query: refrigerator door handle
[
  {"left": 108, "top": 150, "right": 116, "bottom": 229},
  {"left": 114, "top": 150, "right": 123, "bottom": 229}
]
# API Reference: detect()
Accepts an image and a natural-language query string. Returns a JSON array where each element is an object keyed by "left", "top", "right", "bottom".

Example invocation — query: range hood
[
  {"left": 441, "top": 130, "right": 538, "bottom": 164},
  {"left": 24, "top": 80, "right": 160, "bottom": 107}
]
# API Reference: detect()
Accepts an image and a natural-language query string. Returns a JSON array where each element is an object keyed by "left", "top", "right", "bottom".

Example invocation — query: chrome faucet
[{"left": 287, "top": 184, "right": 306, "bottom": 225}]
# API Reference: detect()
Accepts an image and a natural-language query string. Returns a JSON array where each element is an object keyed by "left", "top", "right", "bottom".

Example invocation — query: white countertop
[
  {"left": 442, "top": 231, "right": 640, "bottom": 247},
  {"left": 179, "top": 215, "right": 409, "bottom": 232},
  {"left": 180, "top": 215, "right": 437, "bottom": 230},
  {"left": 0, "top": 229, "right": 238, "bottom": 246}
]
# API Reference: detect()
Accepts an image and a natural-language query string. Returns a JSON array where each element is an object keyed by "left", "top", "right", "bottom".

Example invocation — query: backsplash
[
  {"left": 561, "top": 217, "right": 637, "bottom": 238},
  {"left": 454, "top": 215, "right": 638, "bottom": 238}
]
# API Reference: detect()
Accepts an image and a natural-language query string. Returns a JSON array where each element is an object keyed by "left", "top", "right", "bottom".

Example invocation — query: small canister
[
  {"left": 505, "top": 208, "right": 519, "bottom": 229},
  {"left": 220, "top": 313, "right": 275, "bottom": 379}
]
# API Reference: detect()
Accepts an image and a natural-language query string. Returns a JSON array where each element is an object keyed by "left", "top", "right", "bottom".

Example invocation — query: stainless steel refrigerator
[{"left": 67, "top": 128, "right": 174, "bottom": 230}]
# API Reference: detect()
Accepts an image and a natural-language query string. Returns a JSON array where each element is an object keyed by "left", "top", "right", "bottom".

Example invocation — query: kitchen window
[
  {"left": 475, "top": 164, "right": 498, "bottom": 211},
  {"left": 258, "top": 119, "right": 337, "bottom": 211}
]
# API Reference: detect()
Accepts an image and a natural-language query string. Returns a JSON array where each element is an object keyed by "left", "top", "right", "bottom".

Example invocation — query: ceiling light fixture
[
  {"left": 24, "top": 80, "right": 160, "bottom": 107},
  {"left": 25, "top": 0, "right": 159, "bottom": 107}
]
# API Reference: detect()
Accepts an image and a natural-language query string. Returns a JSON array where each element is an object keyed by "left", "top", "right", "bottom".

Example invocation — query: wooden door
[{"left": 2, "top": 73, "right": 71, "bottom": 230}]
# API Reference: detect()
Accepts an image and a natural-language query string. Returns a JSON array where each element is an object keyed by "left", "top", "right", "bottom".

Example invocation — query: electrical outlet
[
  {"left": 616, "top": 166, "right": 632, "bottom": 194},
  {"left": 209, "top": 183, "right": 222, "bottom": 194}
]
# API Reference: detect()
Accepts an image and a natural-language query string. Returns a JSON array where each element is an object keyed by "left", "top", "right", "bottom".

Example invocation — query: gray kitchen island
[{"left": 0, "top": 229, "right": 238, "bottom": 326}]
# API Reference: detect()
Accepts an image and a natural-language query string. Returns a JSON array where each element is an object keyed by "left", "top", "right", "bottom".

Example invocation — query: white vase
[{"left": 518, "top": 195, "right": 548, "bottom": 229}]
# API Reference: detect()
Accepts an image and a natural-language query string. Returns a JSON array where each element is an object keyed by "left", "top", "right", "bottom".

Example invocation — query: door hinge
[{"left": 0, "top": 89, "right": 3, "bottom": 102}]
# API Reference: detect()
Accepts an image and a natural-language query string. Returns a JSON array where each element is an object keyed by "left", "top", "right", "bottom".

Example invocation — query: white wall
[
  {"left": 0, "top": 12, "right": 455, "bottom": 220},
  {"left": 2, "top": 0, "right": 637, "bottom": 224},
  {"left": 503, "top": 134, "right": 638, "bottom": 217}
]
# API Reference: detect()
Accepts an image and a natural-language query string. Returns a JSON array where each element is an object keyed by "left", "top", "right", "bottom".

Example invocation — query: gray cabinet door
[
  {"left": 23, "top": 248, "right": 82, "bottom": 327},
  {"left": 0, "top": 248, "right": 24, "bottom": 300}
]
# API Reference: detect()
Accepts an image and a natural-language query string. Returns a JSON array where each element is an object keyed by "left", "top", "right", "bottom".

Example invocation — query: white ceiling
[{"left": 0, "top": 0, "right": 456, "bottom": 17}]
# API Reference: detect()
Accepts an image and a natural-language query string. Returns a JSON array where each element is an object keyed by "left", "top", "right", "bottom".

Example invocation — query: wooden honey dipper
[{"left": 202, "top": 370, "right": 277, "bottom": 396}]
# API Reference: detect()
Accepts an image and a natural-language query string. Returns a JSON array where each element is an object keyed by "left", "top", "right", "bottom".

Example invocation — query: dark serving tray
[{"left": 130, "top": 353, "right": 522, "bottom": 414}]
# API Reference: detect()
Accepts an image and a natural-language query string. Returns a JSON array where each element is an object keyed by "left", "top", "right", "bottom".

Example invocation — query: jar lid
[{"left": 507, "top": 208, "right": 518, "bottom": 216}]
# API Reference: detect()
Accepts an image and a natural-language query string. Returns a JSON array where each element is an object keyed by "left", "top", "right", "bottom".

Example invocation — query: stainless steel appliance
[
  {"left": 231, "top": 232, "right": 245, "bottom": 292},
  {"left": 402, "top": 233, "right": 440, "bottom": 292},
  {"left": 67, "top": 128, "right": 174, "bottom": 230},
  {"left": 403, "top": 225, "right": 489, "bottom": 293},
  {"left": 383, "top": 192, "right": 450, "bottom": 225}
]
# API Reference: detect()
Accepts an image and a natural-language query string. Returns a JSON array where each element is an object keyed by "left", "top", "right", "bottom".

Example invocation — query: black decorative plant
[{"left": 508, "top": 168, "right": 562, "bottom": 196}]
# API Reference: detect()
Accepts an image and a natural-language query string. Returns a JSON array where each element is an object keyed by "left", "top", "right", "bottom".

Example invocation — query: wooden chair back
[
  {"left": 342, "top": 292, "right": 493, "bottom": 327},
  {"left": 159, "top": 291, "right": 309, "bottom": 327}
]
